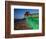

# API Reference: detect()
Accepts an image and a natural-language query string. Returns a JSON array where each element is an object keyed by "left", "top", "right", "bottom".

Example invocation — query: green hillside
[{"left": 25, "top": 16, "right": 39, "bottom": 30}]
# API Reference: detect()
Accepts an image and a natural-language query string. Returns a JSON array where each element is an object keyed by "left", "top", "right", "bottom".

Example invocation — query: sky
[{"left": 14, "top": 9, "right": 39, "bottom": 19}]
